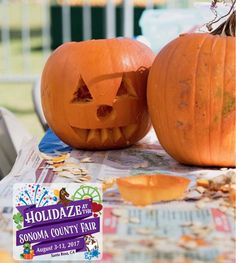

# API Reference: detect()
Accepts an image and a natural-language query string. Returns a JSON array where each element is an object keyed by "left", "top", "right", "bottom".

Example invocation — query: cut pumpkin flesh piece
[
  {"left": 117, "top": 174, "right": 191, "bottom": 206},
  {"left": 122, "top": 124, "right": 137, "bottom": 139},
  {"left": 101, "top": 128, "right": 112, "bottom": 144},
  {"left": 113, "top": 127, "right": 123, "bottom": 143},
  {"left": 87, "top": 129, "right": 100, "bottom": 143}
]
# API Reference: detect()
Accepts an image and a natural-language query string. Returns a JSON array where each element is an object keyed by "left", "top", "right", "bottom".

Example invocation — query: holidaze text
[{"left": 17, "top": 199, "right": 92, "bottom": 227}]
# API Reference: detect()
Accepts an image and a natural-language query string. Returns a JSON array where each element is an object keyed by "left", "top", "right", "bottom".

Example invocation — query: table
[{"left": 0, "top": 129, "right": 235, "bottom": 263}]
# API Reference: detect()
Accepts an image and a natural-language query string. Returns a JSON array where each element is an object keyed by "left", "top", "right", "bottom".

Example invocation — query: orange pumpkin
[
  {"left": 41, "top": 38, "right": 154, "bottom": 149},
  {"left": 148, "top": 29, "right": 236, "bottom": 166}
]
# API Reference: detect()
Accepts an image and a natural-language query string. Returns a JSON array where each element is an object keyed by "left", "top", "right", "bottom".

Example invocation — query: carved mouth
[{"left": 73, "top": 124, "right": 138, "bottom": 144}]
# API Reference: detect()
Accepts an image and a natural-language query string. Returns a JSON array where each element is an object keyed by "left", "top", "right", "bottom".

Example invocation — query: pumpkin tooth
[
  {"left": 74, "top": 128, "right": 89, "bottom": 141},
  {"left": 101, "top": 129, "right": 112, "bottom": 144},
  {"left": 113, "top": 127, "right": 123, "bottom": 143},
  {"left": 87, "top": 129, "right": 100, "bottom": 144},
  {"left": 122, "top": 124, "right": 138, "bottom": 139}
]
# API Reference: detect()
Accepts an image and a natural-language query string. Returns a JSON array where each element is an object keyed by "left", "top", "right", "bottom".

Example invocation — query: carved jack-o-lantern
[{"left": 41, "top": 38, "right": 154, "bottom": 149}]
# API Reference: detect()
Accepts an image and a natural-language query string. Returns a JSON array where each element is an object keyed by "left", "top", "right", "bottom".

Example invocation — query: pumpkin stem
[
  {"left": 211, "top": 10, "right": 236, "bottom": 36},
  {"left": 208, "top": 1, "right": 236, "bottom": 36}
]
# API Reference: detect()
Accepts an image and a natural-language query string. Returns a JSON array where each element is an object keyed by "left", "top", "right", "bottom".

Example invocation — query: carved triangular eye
[
  {"left": 71, "top": 78, "right": 92, "bottom": 103},
  {"left": 116, "top": 78, "right": 137, "bottom": 98},
  {"left": 116, "top": 80, "right": 128, "bottom": 96}
]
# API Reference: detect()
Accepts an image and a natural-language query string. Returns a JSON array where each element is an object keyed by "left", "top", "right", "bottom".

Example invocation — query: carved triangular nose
[
  {"left": 87, "top": 76, "right": 122, "bottom": 106},
  {"left": 97, "top": 105, "right": 114, "bottom": 119}
]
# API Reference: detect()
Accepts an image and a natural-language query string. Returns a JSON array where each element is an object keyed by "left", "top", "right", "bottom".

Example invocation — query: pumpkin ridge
[
  {"left": 193, "top": 35, "right": 210, "bottom": 165},
  {"left": 208, "top": 36, "right": 218, "bottom": 165},
  {"left": 148, "top": 41, "right": 175, "bottom": 157},
  {"left": 219, "top": 37, "right": 228, "bottom": 163},
  {"left": 163, "top": 37, "right": 191, "bottom": 162},
  {"left": 208, "top": 36, "right": 220, "bottom": 165},
  {"left": 179, "top": 35, "right": 206, "bottom": 164},
  {"left": 150, "top": 43, "right": 172, "bottom": 154}
]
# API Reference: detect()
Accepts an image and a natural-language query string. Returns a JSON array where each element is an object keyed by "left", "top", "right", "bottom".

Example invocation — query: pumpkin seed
[
  {"left": 111, "top": 208, "right": 126, "bottom": 218},
  {"left": 231, "top": 176, "right": 236, "bottom": 184},
  {"left": 129, "top": 217, "right": 140, "bottom": 224},
  {"left": 80, "top": 157, "right": 93, "bottom": 163},
  {"left": 219, "top": 205, "right": 228, "bottom": 211},
  {"left": 52, "top": 167, "right": 63, "bottom": 172},
  {"left": 136, "top": 227, "right": 152, "bottom": 235},
  {"left": 79, "top": 176, "right": 90, "bottom": 182},
  {"left": 185, "top": 190, "right": 203, "bottom": 200},
  {"left": 220, "top": 168, "right": 228, "bottom": 171},
  {"left": 133, "top": 161, "right": 149, "bottom": 169},
  {"left": 179, "top": 240, "right": 197, "bottom": 250},
  {"left": 220, "top": 184, "right": 230, "bottom": 193},
  {"left": 180, "top": 222, "right": 193, "bottom": 227},
  {"left": 195, "top": 200, "right": 206, "bottom": 209}
]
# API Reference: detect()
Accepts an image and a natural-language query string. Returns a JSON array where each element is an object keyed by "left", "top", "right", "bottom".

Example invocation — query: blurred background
[{"left": 0, "top": 0, "right": 212, "bottom": 140}]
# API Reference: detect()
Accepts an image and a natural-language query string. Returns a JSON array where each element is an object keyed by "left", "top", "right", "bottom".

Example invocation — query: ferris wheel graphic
[{"left": 72, "top": 185, "right": 102, "bottom": 203}]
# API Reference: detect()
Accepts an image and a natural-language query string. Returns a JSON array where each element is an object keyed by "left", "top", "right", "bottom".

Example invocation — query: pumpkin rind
[
  {"left": 117, "top": 174, "right": 191, "bottom": 206},
  {"left": 148, "top": 33, "right": 236, "bottom": 167},
  {"left": 41, "top": 38, "right": 154, "bottom": 149}
]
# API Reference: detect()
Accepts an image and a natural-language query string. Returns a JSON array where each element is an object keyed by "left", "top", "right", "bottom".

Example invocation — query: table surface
[{"left": 0, "top": 129, "right": 235, "bottom": 263}]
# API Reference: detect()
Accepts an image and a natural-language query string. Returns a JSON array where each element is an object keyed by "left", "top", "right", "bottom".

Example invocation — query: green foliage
[{"left": 13, "top": 212, "right": 23, "bottom": 230}]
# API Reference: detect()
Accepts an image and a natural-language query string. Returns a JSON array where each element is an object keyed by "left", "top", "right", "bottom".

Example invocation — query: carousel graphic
[
  {"left": 72, "top": 185, "right": 103, "bottom": 217},
  {"left": 72, "top": 185, "right": 102, "bottom": 260}
]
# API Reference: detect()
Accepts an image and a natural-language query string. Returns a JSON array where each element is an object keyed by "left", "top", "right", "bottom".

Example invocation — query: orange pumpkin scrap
[
  {"left": 148, "top": 18, "right": 236, "bottom": 167},
  {"left": 197, "top": 179, "right": 210, "bottom": 188},
  {"left": 117, "top": 174, "right": 190, "bottom": 206},
  {"left": 41, "top": 38, "right": 154, "bottom": 150},
  {"left": 0, "top": 250, "right": 18, "bottom": 263},
  {"left": 229, "top": 185, "right": 236, "bottom": 205},
  {"left": 179, "top": 235, "right": 208, "bottom": 247}
]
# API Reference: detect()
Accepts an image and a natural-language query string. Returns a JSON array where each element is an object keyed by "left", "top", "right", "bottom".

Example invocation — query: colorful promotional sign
[{"left": 13, "top": 183, "right": 103, "bottom": 261}]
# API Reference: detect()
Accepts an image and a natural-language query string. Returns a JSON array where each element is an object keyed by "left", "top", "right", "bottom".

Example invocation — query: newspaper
[
  {"left": 0, "top": 131, "right": 235, "bottom": 262},
  {"left": 103, "top": 203, "right": 235, "bottom": 262},
  {"left": 0, "top": 130, "right": 229, "bottom": 205}
]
